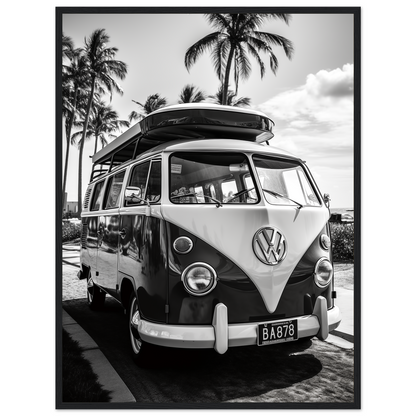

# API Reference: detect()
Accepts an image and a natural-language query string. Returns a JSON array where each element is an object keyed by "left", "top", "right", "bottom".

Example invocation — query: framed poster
[{"left": 56, "top": 6, "right": 360, "bottom": 409}]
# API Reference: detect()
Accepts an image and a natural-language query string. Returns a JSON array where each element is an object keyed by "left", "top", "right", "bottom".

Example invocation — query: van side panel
[
  {"left": 119, "top": 211, "right": 168, "bottom": 323},
  {"left": 80, "top": 216, "right": 99, "bottom": 276},
  {"left": 97, "top": 213, "right": 120, "bottom": 296}
]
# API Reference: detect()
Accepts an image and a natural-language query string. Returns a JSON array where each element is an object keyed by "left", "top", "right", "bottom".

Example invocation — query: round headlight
[
  {"left": 314, "top": 258, "right": 333, "bottom": 288},
  {"left": 181, "top": 263, "right": 217, "bottom": 296},
  {"left": 173, "top": 236, "right": 193, "bottom": 254},
  {"left": 320, "top": 234, "right": 331, "bottom": 250}
]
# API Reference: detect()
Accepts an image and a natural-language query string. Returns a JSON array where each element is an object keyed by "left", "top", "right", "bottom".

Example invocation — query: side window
[
  {"left": 90, "top": 180, "right": 105, "bottom": 211},
  {"left": 145, "top": 161, "right": 161, "bottom": 202},
  {"left": 126, "top": 161, "right": 150, "bottom": 205},
  {"left": 104, "top": 170, "right": 126, "bottom": 209}
]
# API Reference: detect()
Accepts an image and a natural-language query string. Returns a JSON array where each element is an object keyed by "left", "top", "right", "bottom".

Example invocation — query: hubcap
[
  {"left": 130, "top": 298, "right": 142, "bottom": 354},
  {"left": 87, "top": 276, "right": 94, "bottom": 302}
]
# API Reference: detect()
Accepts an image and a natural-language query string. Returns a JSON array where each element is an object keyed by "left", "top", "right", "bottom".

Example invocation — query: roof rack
[{"left": 90, "top": 103, "right": 274, "bottom": 182}]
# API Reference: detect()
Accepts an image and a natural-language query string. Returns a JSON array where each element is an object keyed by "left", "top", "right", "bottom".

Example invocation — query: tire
[
  {"left": 128, "top": 292, "right": 150, "bottom": 366},
  {"left": 87, "top": 273, "right": 106, "bottom": 310}
]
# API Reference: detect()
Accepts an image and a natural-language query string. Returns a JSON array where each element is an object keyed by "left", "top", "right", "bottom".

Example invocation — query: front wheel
[
  {"left": 128, "top": 293, "right": 150, "bottom": 366},
  {"left": 87, "top": 273, "right": 106, "bottom": 310}
]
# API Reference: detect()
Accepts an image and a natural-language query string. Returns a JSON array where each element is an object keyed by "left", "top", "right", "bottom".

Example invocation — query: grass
[{"left": 62, "top": 329, "right": 111, "bottom": 402}]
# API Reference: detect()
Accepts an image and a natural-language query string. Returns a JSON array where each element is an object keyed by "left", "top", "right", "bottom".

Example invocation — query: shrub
[
  {"left": 62, "top": 222, "right": 82, "bottom": 243},
  {"left": 330, "top": 223, "right": 354, "bottom": 262}
]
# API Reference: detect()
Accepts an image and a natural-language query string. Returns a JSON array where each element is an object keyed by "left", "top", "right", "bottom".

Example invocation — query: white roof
[{"left": 137, "top": 138, "right": 299, "bottom": 161}]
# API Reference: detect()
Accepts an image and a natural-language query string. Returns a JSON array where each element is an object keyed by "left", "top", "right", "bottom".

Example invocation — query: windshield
[
  {"left": 170, "top": 153, "right": 259, "bottom": 205},
  {"left": 252, "top": 155, "right": 321, "bottom": 207}
]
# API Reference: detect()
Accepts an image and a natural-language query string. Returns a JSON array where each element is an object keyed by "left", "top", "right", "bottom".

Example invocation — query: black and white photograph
[
  {"left": 56, "top": 6, "right": 359, "bottom": 409},
  {"left": 8, "top": 1, "right": 416, "bottom": 415}
]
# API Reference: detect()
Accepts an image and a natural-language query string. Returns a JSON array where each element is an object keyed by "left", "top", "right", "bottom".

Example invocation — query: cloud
[
  {"left": 306, "top": 63, "right": 353, "bottom": 98},
  {"left": 255, "top": 64, "right": 354, "bottom": 208},
  {"left": 258, "top": 64, "right": 353, "bottom": 136}
]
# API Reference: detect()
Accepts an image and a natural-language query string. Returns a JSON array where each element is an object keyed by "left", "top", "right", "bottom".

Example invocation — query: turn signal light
[{"left": 173, "top": 236, "right": 193, "bottom": 254}]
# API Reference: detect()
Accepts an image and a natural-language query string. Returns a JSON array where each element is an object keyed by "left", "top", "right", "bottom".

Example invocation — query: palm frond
[
  {"left": 204, "top": 14, "right": 231, "bottom": 31},
  {"left": 129, "top": 111, "right": 140, "bottom": 123},
  {"left": 184, "top": 32, "right": 223, "bottom": 71},
  {"left": 210, "top": 38, "right": 230, "bottom": 79},
  {"left": 178, "top": 84, "right": 207, "bottom": 104},
  {"left": 208, "top": 85, "right": 251, "bottom": 107},
  {"left": 254, "top": 31, "right": 294, "bottom": 60}
]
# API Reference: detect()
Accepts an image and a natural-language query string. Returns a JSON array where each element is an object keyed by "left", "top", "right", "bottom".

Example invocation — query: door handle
[{"left": 119, "top": 228, "right": 127, "bottom": 239}]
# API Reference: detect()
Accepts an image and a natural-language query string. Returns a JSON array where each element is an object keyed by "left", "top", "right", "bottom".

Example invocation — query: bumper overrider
[{"left": 131, "top": 296, "right": 342, "bottom": 354}]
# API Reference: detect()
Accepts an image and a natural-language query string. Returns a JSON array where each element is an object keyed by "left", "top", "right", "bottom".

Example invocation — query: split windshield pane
[
  {"left": 252, "top": 155, "right": 321, "bottom": 207},
  {"left": 170, "top": 153, "right": 259, "bottom": 204}
]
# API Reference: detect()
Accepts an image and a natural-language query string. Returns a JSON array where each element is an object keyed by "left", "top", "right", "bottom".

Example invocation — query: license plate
[{"left": 257, "top": 320, "right": 298, "bottom": 346}]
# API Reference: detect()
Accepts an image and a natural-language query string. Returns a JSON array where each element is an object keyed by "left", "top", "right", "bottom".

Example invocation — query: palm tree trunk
[
  {"left": 77, "top": 77, "right": 96, "bottom": 216},
  {"left": 94, "top": 134, "right": 98, "bottom": 155},
  {"left": 62, "top": 127, "right": 71, "bottom": 217},
  {"left": 62, "top": 90, "right": 78, "bottom": 216},
  {"left": 222, "top": 43, "right": 236, "bottom": 105}
]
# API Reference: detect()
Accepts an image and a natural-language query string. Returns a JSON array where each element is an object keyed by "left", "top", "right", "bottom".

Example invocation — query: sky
[{"left": 62, "top": 12, "right": 354, "bottom": 208}]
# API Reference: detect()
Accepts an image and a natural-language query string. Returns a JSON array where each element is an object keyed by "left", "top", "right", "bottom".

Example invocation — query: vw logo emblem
[{"left": 253, "top": 227, "right": 287, "bottom": 265}]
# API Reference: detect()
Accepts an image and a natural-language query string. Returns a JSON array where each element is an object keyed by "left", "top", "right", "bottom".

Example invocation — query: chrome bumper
[{"left": 133, "top": 296, "right": 342, "bottom": 354}]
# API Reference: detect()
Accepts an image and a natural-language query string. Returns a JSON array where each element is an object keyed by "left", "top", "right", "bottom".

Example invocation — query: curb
[
  {"left": 331, "top": 329, "right": 354, "bottom": 343},
  {"left": 62, "top": 309, "right": 136, "bottom": 403}
]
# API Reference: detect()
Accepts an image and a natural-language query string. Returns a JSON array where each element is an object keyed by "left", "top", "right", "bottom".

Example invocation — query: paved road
[
  {"left": 63, "top": 297, "right": 354, "bottom": 404},
  {"left": 61, "top": 243, "right": 355, "bottom": 404}
]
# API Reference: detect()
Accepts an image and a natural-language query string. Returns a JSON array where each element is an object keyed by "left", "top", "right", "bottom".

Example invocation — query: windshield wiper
[
  {"left": 262, "top": 188, "right": 303, "bottom": 209},
  {"left": 171, "top": 192, "right": 222, "bottom": 208},
  {"left": 224, "top": 187, "right": 255, "bottom": 203}
]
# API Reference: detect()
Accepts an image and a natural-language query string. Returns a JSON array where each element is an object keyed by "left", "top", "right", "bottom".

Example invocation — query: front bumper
[{"left": 133, "top": 296, "right": 342, "bottom": 354}]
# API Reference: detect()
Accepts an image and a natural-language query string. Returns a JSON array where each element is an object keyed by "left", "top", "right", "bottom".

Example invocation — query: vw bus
[{"left": 79, "top": 103, "right": 341, "bottom": 364}]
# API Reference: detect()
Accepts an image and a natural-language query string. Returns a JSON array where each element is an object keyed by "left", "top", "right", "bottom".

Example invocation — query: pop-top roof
[{"left": 90, "top": 103, "right": 274, "bottom": 181}]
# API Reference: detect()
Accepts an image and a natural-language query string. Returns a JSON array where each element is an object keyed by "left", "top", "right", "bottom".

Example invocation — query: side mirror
[
  {"left": 323, "top": 193, "right": 331, "bottom": 208},
  {"left": 125, "top": 186, "right": 143, "bottom": 203},
  {"left": 124, "top": 186, "right": 151, "bottom": 216}
]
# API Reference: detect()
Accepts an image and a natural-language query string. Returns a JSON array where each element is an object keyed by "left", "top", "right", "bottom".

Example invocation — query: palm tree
[
  {"left": 209, "top": 85, "right": 251, "bottom": 107},
  {"left": 178, "top": 84, "right": 207, "bottom": 104},
  {"left": 72, "top": 100, "right": 130, "bottom": 155},
  {"left": 62, "top": 37, "right": 90, "bottom": 215},
  {"left": 128, "top": 93, "right": 167, "bottom": 122},
  {"left": 62, "top": 33, "right": 75, "bottom": 60},
  {"left": 184, "top": 13, "right": 294, "bottom": 104},
  {"left": 77, "top": 29, "right": 128, "bottom": 215}
]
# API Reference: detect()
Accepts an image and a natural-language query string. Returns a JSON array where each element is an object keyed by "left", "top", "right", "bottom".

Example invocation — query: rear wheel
[
  {"left": 128, "top": 293, "right": 150, "bottom": 366},
  {"left": 87, "top": 273, "right": 106, "bottom": 310}
]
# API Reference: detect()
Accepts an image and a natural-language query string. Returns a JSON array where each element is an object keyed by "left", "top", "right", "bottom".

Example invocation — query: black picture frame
[{"left": 56, "top": 6, "right": 360, "bottom": 409}]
